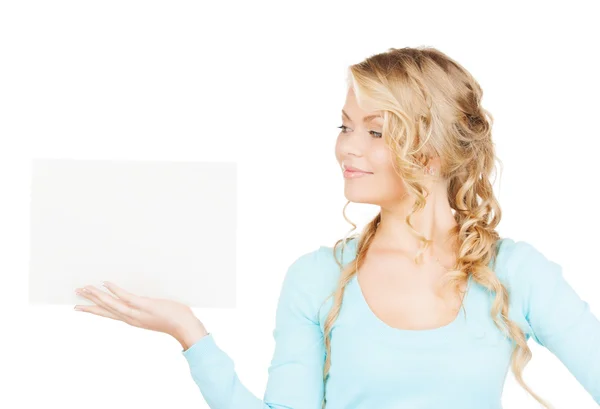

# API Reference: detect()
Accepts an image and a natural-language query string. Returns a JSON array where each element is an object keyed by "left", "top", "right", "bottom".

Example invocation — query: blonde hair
[{"left": 319, "top": 47, "right": 553, "bottom": 408}]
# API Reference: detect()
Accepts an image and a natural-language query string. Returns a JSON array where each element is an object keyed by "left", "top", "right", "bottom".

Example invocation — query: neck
[{"left": 372, "top": 183, "right": 458, "bottom": 258}]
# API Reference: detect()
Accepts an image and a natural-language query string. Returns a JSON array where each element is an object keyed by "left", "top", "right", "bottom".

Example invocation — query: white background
[{"left": 1, "top": 1, "right": 599, "bottom": 408}]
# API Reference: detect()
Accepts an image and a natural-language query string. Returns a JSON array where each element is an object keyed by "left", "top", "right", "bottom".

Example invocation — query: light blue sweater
[{"left": 181, "top": 237, "right": 600, "bottom": 408}]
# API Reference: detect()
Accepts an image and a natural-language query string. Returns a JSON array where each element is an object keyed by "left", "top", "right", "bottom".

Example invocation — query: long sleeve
[
  {"left": 508, "top": 240, "right": 600, "bottom": 403},
  {"left": 181, "top": 249, "right": 326, "bottom": 409}
]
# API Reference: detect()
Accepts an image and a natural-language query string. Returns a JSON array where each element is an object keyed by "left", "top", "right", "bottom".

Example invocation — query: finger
[
  {"left": 78, "top": 286, "right": 138, "bottom": 321},
  {"left": 76, "top": 288, "right": 128, "bottom": 320},
  {"left": 74, "top": 304, "right": 123, "bottom": 321},
  {"left": 102, "top": 281, "right": 149, "bottom": 310}
]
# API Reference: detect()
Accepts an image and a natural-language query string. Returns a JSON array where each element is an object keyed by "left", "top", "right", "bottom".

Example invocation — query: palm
[
  {"left": 74, "top": 282, "right": 198, "bottom": 337},
  {"left": 140, "top": 297, "right": 194, "bottom": 332}
]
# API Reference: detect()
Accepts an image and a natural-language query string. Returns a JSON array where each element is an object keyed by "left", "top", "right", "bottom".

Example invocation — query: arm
[
  {"left": 181, "top": 249, "right": 326, "bottom": 409},
  {"left": 509, "top": 241, "right": 600, "bottom": 403}
]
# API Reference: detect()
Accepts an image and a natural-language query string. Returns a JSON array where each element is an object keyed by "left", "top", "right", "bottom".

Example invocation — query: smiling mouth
[{"left": 343, "top": 169, "right": 373, "bottom": 178}]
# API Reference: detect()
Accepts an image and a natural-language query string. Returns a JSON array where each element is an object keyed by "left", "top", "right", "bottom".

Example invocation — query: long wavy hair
[{"left": 319, "top": 47, "right": 553, "bottom": 409}]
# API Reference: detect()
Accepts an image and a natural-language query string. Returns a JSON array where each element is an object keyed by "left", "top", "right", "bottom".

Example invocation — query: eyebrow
[{"left": 342, "top": 109, "right": 383, "bottom": 123}]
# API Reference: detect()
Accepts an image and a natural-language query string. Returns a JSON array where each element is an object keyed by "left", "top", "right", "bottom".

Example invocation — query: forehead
[
  {"left": 342, "top": 87, "right": 383, "bottom": 123},
  {"left": 341, "top": 109, "right": 383, "bottom": 124}
]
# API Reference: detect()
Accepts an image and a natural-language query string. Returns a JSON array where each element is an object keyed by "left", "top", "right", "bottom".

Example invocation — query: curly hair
[{"left": 319, "top": 47, "right": 553, "bottom": 409}]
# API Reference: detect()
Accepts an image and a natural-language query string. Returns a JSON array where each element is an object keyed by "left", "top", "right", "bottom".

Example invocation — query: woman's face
[{"left": 335, "top": 87, "right": 407, "bottom": 207}]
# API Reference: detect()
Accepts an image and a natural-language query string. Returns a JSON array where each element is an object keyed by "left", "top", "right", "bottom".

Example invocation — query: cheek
[
  {"left": 370, "top": 145, "right": 396, "bottom": 175},
  {"left": 370, "top": 145, "right": 406, "bottom": 197}
]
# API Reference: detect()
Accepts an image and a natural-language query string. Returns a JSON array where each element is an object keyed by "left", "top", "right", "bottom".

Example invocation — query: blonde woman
[{"left": 74, "top": 47, "right": 600, "bottom": 409}]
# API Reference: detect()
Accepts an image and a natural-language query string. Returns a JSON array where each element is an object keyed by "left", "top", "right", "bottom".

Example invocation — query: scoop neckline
[
  {"left": 343, "top": 237, "right": 474, "bottom": 340},
  {"left": 352, "top": 272, "right": 473, "bottom": 339}
]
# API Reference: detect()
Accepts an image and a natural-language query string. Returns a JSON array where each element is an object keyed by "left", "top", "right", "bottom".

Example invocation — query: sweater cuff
[{"left": 181, "top": 333, "right": 221, "bottom": 368}]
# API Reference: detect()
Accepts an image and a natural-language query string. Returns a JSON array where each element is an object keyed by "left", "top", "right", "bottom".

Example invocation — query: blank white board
[{"left": 28, "top": 158, "right": 237, "bottom": 308}]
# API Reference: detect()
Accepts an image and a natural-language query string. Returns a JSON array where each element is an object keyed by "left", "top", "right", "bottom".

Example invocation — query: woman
[{"left": 73, "top": 46, "right": 600, "bottom": 408}]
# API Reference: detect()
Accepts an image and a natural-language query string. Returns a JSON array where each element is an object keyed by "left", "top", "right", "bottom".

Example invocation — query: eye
[{"left": 338, "top": 125, "right": 382, "bottom": 138}]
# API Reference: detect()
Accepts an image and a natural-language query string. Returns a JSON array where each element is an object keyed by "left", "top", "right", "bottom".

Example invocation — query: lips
[
  {"left": 341, "top": 163, "right": 373, "bottom": 179},
  {"left": 346, "top": 168, "right": 371, "bottom": 174},
  {"left": 342, "top": 163, "right": 372, "bottom": 174}
]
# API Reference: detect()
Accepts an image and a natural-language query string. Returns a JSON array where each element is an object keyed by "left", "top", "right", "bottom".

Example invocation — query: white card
[{"left": 28, "top": 158, "right": 237, "bottom": 308}]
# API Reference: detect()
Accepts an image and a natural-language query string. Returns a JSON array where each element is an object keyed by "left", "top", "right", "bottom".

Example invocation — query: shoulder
[
  {"left": 281, "top": 238, "right": 357, "bottom": 298},
  {"left": 275, "top": 240, "right": 355, "bottom": 323},
  {"left": 494, "top": 238, "right": 595, "bottom": 349},
  {"left": 495, "top": 237, "right": 559, "bottom": 278},
  {"left": 496, "top": 237, "right": 545, "bottom": 263},
  {"left": 494, "top": 237, "right": 563, "bottom": 301}
]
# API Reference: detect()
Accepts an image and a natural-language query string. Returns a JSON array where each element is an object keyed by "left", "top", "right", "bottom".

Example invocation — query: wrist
[{"left": 174, "top": 319, "right": 209, "bottom": 351}]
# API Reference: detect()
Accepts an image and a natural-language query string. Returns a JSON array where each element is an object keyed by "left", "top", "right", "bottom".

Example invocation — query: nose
[{"left": 338, "top": 128, "right": 366, "bottom": 158}]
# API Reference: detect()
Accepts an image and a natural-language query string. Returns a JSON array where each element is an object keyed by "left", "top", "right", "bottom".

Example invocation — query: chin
[
  {"left": 344, "top": 184, "right": 404, "bottom": 207},
  {"left": 343, "top": 189, "right": 379, "bottom": 205}
]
